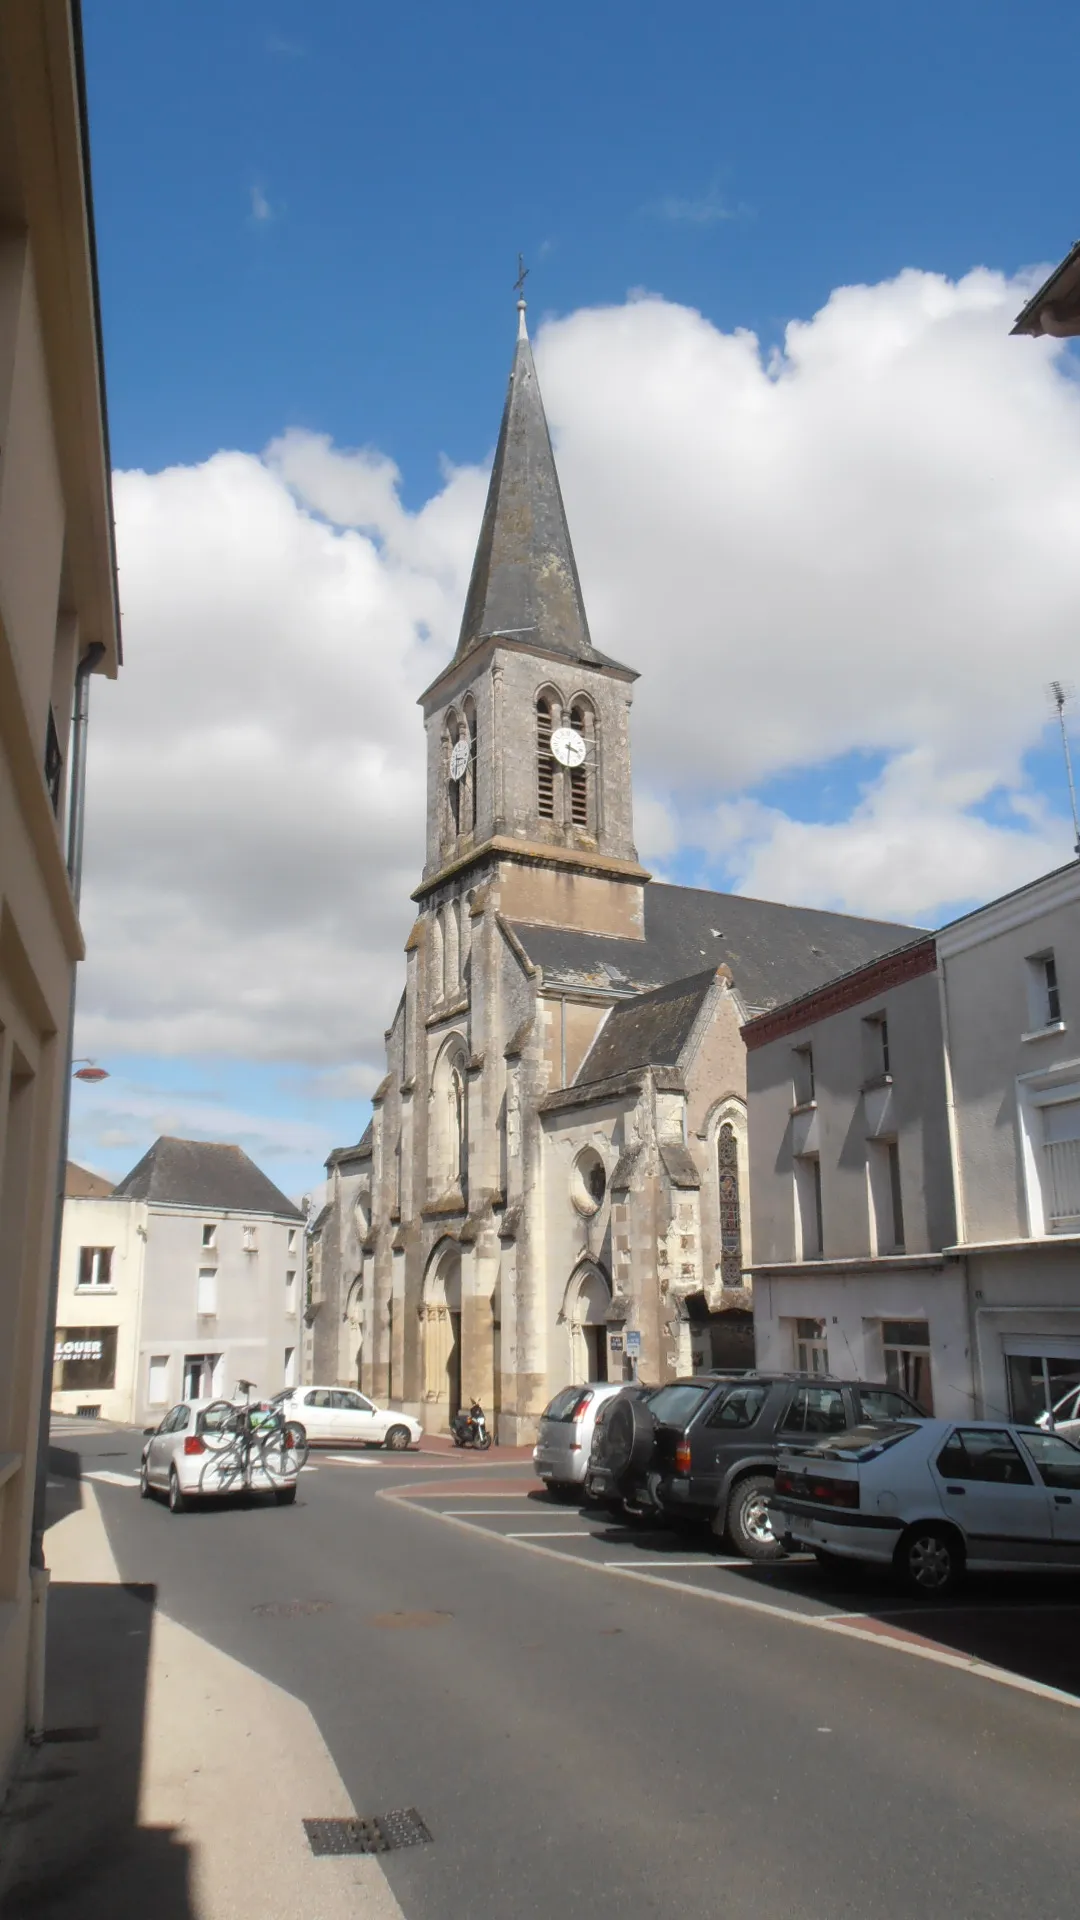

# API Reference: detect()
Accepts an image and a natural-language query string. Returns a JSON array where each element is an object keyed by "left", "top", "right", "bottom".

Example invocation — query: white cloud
[
  {"left": 80, "top": 267, "right": 1080, "bottom": 1084},
  {"left": 250, "top": 183, "right": 272, "bottom": 223},
  {"left": 647, "top": 183, "right": 750, "bottom": 225}
]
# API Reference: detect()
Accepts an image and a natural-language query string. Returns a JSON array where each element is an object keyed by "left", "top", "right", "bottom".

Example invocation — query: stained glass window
[{"left": 718, "top": 1121, "right": 742, "bottom": 1287}]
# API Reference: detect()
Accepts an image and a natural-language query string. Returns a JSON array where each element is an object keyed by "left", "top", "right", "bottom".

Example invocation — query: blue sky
[{"left": 73, "top": 1, "right": 1080, "bottom": 1198}]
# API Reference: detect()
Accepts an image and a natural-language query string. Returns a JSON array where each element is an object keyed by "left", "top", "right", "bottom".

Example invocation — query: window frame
[{"left": 77, "top": 1246, "right": 114, "bottom": 1290}]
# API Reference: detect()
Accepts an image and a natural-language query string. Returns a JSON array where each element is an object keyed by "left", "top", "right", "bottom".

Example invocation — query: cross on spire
[{"left": 514, "top": 252, "right": 529, "bottom": 301}]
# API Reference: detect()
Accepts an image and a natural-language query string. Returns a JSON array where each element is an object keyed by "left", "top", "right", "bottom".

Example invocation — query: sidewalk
[{"left": 0, "top": 1484, "right": 406, "bottom": 1920}]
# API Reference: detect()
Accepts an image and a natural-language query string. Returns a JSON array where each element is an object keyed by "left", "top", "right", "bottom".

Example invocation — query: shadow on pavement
[
  {"left": 0, "top": 1583, "right": 195, "bottom": 1919},
  {"left": 44, "top": 1450, "right": 83, "bottom": 1530}
]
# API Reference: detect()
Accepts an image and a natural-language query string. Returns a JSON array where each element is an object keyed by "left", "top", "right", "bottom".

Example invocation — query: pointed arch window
[
  {"left": 569, "top": 698, "right": 595, "bottom": 829},
  {"left": 537, "top": 696, "right": 556, "bottom": 819},
  {"left": 461, "top": 697, "right": 477, "bottom": 835},
  {"left": 717, "top": 1121, "right": 743, "bottom": 1287}
]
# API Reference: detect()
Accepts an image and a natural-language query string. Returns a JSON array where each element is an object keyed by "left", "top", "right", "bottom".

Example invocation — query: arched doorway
[
  {"left": 422, "top": 1243, "right": 462, "bottom": 1423},
  {"left": 564, "top": 1265, "right": 611, "bottom": 1384}
]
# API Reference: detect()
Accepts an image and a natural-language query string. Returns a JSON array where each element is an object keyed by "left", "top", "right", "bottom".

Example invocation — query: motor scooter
[{"left": 451, "top": 1399, "right": 492, "bottom": 1449}]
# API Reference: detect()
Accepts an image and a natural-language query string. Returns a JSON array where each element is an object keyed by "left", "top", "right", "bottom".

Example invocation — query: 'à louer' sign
[{"left": 54, "top": 1337, "right": 103, "bottom": 1361}]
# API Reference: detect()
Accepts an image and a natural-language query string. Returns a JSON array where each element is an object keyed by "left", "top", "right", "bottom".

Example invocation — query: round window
[{"left": 571, "top": 1147, "right": 607, "bottom": 1216}]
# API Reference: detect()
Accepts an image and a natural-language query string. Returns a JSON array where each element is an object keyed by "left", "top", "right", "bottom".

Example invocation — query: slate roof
[
  {"left": 326, "top": 1121, "right": 373, "bottom": 1171},
  {"left": 508, "top": 882, "right": 922, "bottom": 1016},
  {"left": 450, "top": 307, "right": 629, "bottom": 675},
  {"left": 112, "top": 1137, "right": 303, "bottom": 1221},
  {"left": 65, "top": 1161, "right": 115, "bottom": 1199},
  {"left": 575, "top": 967, "right": 717, "bottom": 1087}
]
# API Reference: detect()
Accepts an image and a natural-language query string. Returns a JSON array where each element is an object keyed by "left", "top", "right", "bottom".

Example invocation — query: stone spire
[{"left": 452, "top": 299, "right": 601, "bottom": 668}]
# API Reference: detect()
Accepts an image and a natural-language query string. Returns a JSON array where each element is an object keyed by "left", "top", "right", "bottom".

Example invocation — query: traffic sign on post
[{"left": 625, "top": 1330, "right": 642, "bottom": 1356}]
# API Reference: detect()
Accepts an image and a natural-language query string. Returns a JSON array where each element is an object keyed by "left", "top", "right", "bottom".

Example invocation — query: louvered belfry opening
[
  {"left": 569, "top": 701, "right": 588, "bottom": 827},
  {"left": 537, "top": 697, "right": 555, "bottom": 818}
]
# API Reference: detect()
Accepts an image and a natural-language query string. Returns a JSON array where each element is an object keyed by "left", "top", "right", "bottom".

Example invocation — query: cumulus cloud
[{"left": 79, "top": 266, "right": 1080, "bottom": 1085}]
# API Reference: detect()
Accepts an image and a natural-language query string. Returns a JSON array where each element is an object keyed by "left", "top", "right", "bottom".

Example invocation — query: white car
[
  {"left": 274, "top": 1386, "right": 422, "bottom": 1450},
  {"left": 769, "top": 1415, "right": 1080, "bottom": 1595},
  {"left": 140, "top": 1398, "right": 302, "bottom": 1513},
  {"left": 532, "top": 1383, "right": 628, "bottom": 1494}
]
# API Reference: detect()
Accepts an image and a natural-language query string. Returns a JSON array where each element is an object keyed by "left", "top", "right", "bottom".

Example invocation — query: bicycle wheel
[
  {"left": 200, "top": 1402, "right": 243, "bottom": 1451},
  {"left": 260, "top": 1420, "right": 308, "bottom": 1482},
  {"left": 200, "top": 1440, "right": 245, "bottom": 1494}
]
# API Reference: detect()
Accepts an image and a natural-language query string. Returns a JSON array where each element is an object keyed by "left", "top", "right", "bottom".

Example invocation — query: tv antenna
[{"left": 1049, "top": 680, "right": 1080, "bottom": 858}]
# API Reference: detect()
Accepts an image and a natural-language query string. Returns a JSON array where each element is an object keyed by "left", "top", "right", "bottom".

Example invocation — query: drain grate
[{"left": 303, "top": 1810, "right": 432, "bottom": 1855}]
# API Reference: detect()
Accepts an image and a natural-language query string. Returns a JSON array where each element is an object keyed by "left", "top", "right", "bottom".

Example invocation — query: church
[{"left": 306, "top": 295, "right": 917, "bottom": 1441}]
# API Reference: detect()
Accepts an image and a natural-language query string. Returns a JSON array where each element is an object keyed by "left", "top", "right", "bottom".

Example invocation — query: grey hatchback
[{"left": 533, "top": 1383, "right": 627, "bottom": 1496}]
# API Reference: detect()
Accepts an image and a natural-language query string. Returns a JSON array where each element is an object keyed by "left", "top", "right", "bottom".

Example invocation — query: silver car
[{"left": 533, "top": 1383, "right": 626, "bottom": 1496}]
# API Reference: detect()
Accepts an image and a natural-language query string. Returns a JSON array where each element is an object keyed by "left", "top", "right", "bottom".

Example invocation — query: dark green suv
[{"left": 590, "top": 1372, "right": 926, "bottom": 1560}]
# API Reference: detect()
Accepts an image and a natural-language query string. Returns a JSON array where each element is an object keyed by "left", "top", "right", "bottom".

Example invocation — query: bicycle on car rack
[{"left": 198, "top": 1380, "right": 310, "bottom": 1503}]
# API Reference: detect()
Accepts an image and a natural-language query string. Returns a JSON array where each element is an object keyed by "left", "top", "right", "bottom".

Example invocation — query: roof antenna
[
  {"left": 514, "top": 252, "right": 529, "bottom": 339},
  {"left": 1049, "top": 680, "right": 1080, "bottom": 858}
]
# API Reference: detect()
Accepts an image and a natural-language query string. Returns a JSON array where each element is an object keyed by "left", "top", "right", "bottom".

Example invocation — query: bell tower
[{"left": 416, "top": 295, "right": 648, "bottom": 935}]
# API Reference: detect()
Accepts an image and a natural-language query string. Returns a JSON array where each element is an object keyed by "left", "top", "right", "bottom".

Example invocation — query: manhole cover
[
  {"left": 251, "top": 1599, "right": 332, "bottom": 1619},
  {"left": 303, "top": 1810, "right": 432, "bottom": 1855},
  {"left": 371, "top": 1611, "right": 453, "bottom": 1629}
]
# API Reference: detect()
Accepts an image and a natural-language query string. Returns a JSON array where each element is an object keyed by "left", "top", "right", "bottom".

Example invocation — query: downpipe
[{"left": 26, "top": 642, "right": 104, "bottom": 1741}]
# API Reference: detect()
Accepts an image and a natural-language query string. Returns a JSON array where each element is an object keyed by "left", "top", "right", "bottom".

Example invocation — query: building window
[
  {"left": 717, "top": 1121, "right": 743, "bottom": 1287},
  {"left": 243, "top": 1226, "right": 257, "bottom": 1252},
  {"left": 537, "top": 697, "right": 555, "bottom": 818},
  {"left": 147, "top": 1355, "right": 170, "bottom": 1405},
  {"left": 1027, "top": 951, "right": 1062, "bottom": 1029},
  {"left": 862, "top": 1013, "right": 890, "bottom": 1081},
  {"left": 197, "top": 1268, "right": 217, "bottom": 1316},
  {"left": 792, "top": 1044, "right": 815, "bottom": 1107},
  {"left": 288, "top": 1228, "right": 298, "bottom": 1253},
  {"left": 285, "top": 1268, "right": 297, "bottom": 1315},
  {"left": 44, "top": 706, "right": 63, "bottom": 813},
  {"left": 868, "top": 1139, "right": 905, "bottom": 1252},
  {"left": 77, "top": 1247, "right": 113, "bottom": 1289},
  {"left": 795, "top": 1318, "right": 828, "bottom": 1375},
  {"left": 794, "top": 1156, "right": 824, "bottom": 1257},
  {"left": 53, "top": 1327, "right": 117, "bottom": 1391},
  {"left": 571, "top": 1146, "right": 606, "bottom": 1216},
  {"left": 568, "top": 698, "right": 593, "bottom": 829},
  {"left": 201, "top": 1223, "right": 216, "bottom": 1248},
  {"left": 882, "top": 1321, "right": 932, "bottom": 1411},
  {"left": 1041, "top": 1096, "right": 1080, "bottom": 1231},
  {"left": 1006, "top": 1351, "right": 1080, "bottom": 1427},
  {"left": 183, "top": 1353, "right": 220, "bottom": 1399},
  {"left": 283, "top": 1345, "right": 298, "bottom": 1388}
]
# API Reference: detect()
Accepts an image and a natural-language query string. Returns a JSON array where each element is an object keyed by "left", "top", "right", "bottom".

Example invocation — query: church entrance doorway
[
  {"left": 564, "top": 1265, "right": 611, "bottom": 1385},
  {"left": 422, "top": 1244, "right": 463, "bottom": 1430}
]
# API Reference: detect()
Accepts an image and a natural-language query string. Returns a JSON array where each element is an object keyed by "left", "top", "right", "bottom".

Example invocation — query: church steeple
[{"left": 453, "top": 297, "right": 605, "bottom": 670}]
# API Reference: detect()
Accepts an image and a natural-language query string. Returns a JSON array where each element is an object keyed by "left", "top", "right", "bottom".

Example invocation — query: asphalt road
[{"left": 50, "top": 1424, "right": 1080, "bottom": 1920}]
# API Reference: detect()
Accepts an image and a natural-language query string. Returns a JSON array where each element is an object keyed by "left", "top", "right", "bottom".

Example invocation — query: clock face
[
  {"left": 550, "top": 726, "right": 586, "bottom": 768},
  {"left": 449, "top": 740, "right": 470, "bottom": 781}
]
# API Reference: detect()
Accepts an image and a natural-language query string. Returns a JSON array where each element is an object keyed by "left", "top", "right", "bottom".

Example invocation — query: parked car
[
  {"left": 769, "top": 1417, "right": 1080, "bottom": 1595},
  {"left": 592, "top": 1373, "right": 927, "bottom": 1560},
  {"left": 273, "top": 1386, "right": 421, "bottom": 1449},
  {"left": 533, "top": 1383, "right": 629, "bottom": 1495},
  {"left": 1036, "top": 1383, "right": 1080, "bottom": 1442},
  {"left": 140, "top": 1398, "right": 302, "bottom": 1512},
  {"left": 584, "top": 1384, "right": 659, "bottom": 1514}
]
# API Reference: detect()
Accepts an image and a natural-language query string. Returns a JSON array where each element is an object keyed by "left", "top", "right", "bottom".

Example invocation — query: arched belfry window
[
  {"left": 444, "top": 708, "right": 462, "bottom": 839},
  {"left": 717, "top": 1121, "right": 743, "bottom": 1287},
  {"left": 431, "top": 1035, "right": 468, "bottom": 1194},
  {"left": 536, "top": 695, "right": 556, "bottom": 819},
  {"left": 461, "top": 697, "right": 477, "bottom": 835},
  {"left": 568, "top": 697, "right": 596, "bottom": 830}
]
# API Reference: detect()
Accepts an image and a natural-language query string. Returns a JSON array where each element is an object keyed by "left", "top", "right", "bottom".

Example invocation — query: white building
[
  {"left": 745, "top": 860, "right": 1080, "bottom": 1426},
  {"left": 54, "top": 1137, "right": 305, "bottom": 1423}
]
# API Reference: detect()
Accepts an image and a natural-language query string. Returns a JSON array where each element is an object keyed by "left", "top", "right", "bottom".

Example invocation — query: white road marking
[
  {"left": 507, "top": 1530, "right": 595, "bottom": 1539},
  {"left": 85, "top": 1469, "right": 139, "bottom": 1487},
  {"left": 602, "top": 1557, "right": 745, "bottom": 1569},
  {"left": 321, "top": 1455, "right": 378, "bottom": 1467},
  {"left": 440, "top": 1508, "right": 550, "bottom": 1517},
  {"left": 388, "top": 1490, "right": 1080, "bottom": 1713}
]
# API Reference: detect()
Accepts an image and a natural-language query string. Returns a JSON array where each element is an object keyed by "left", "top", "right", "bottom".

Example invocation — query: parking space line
[
  {"left": 601, "top": 1557, "right": 745, "bottom": 1569},
  {"left": 440, "top": 1508, "right": 549, "bottom": 1517},
  {"left": 507, "top": 1530, "right": 596, "bottom": 1539},
  {"left": 85, "top": 1469, "right": 139, "bottom": 1487}
]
